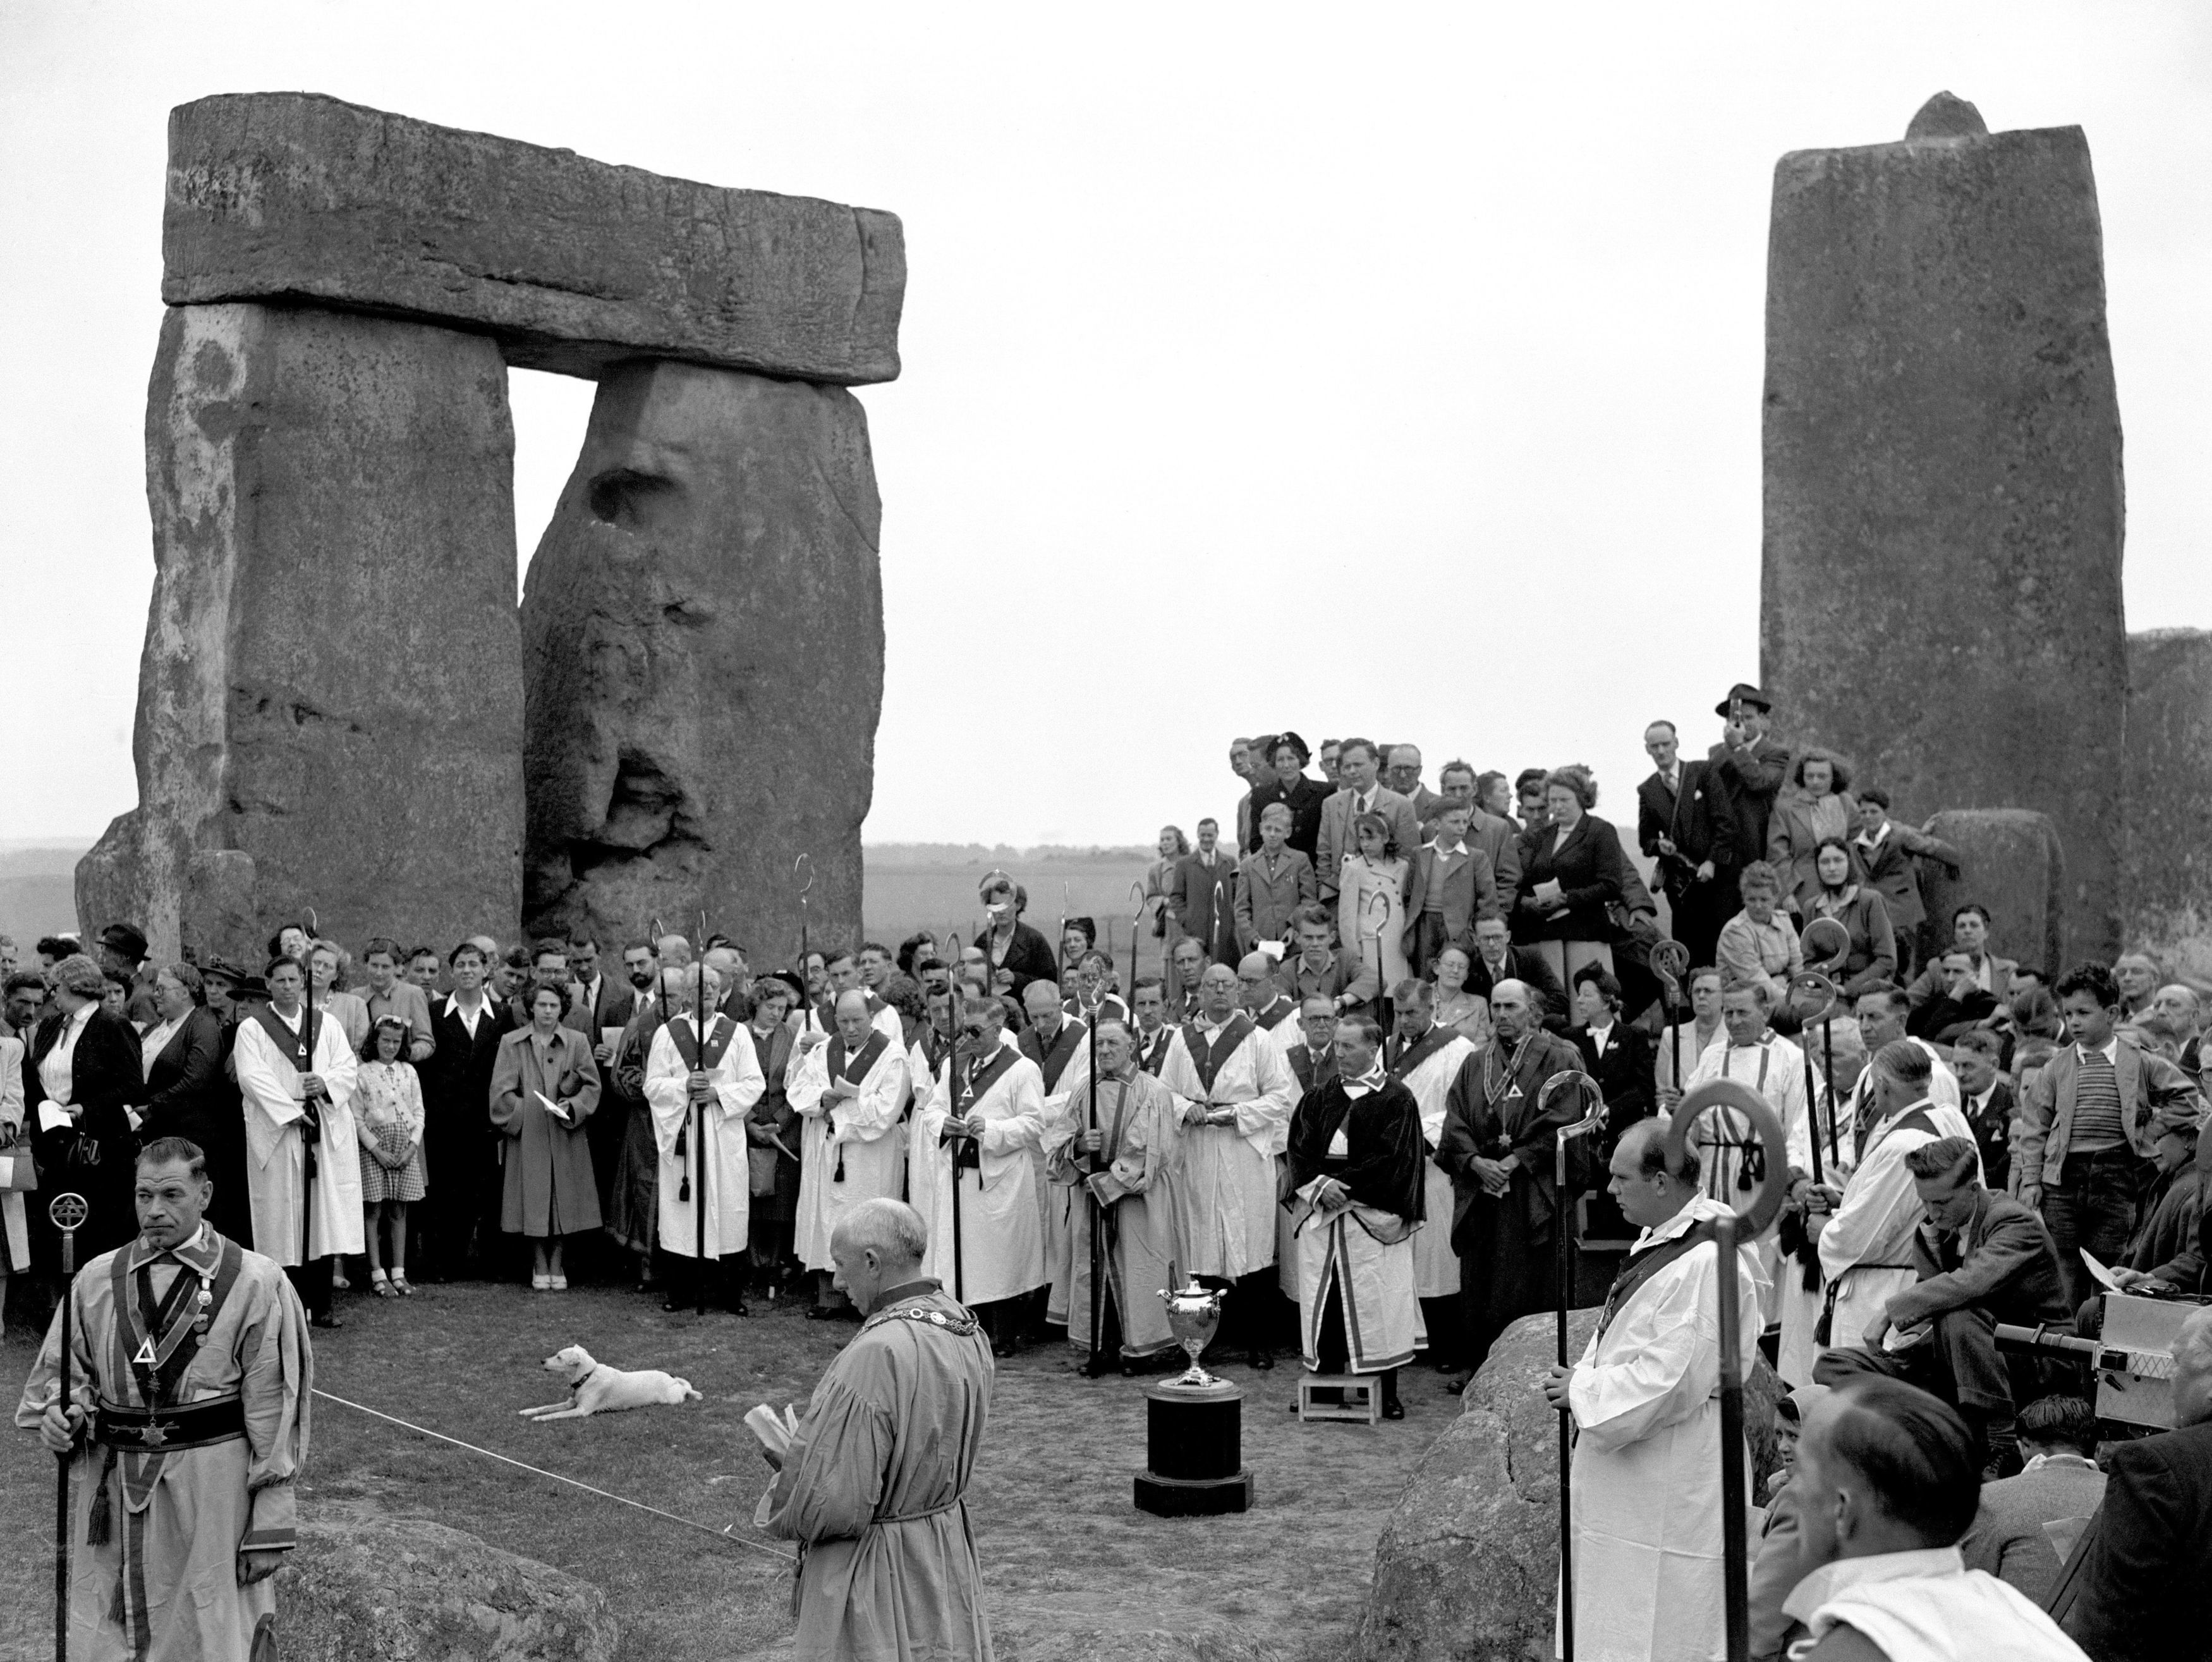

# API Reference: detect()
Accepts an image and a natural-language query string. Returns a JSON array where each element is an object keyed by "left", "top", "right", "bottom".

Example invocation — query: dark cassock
[
  {"left": 604, "top": 991, "right": 672, "bottom": 1266},
  {"left": 27, "top": 1004, "right": 145, "bottom": 1264},
  {"left": 1284, "top": 1061, "right": 1425, "bottom": 1389},
  {"left": 137, "top": 1005, "right": 252, "bottom": 1247},
  {"left": 1043, "top": 1061, "right": 1185, "bottom": 1363},
  {"left": 1437, "top": 1026, "right": 1588, "bottom": 1364},
  {"left": 743, "top": 1017, "right": 802, "bottom": 1271},
  {"left": 758, "top": 1278, "right": 995, "bottom": 1660},
  {"left": 17, "top": 1221, "right": 312, "bottom": 1660},
  {"left": 1021, "top": 1010, "right": 1090, "bottom": 1272}
]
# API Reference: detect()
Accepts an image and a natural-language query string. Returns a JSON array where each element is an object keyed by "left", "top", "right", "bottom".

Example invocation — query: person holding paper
[
  {"left": 645, "top": 966, "right": 765, "bottom": 1314},
  {"left": 756, "top": 1197, "right": 995, "bottom": 1661},
  {"left": 789, "top": 989, "right": 914, "bottom": 1320},
  {"left": 489, "top": 982, "right": 603, "bottom": 1292}
]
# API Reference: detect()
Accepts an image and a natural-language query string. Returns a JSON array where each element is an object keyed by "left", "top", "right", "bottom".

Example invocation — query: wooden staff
[
  {"left": 1650, "top": 939, "right": 1690, "bottom": 1099},
  {"left": 49, "top": 1192, "right": 88, "bottom": 1662},
  {"left": 1797, "top": 918, "right": 1851, "bottom": 1171},
  {"left": 1126, "top": 881, "right": 1147, "bottom": 1005},
  {"left": 1085, "top": 988, "right": 1106, "bottom": 1374},
  {"left": 1537, "top": 1075, "right": 1607, "bottom": 1662},
  {"left": 695, "top": 910, "right": 709, "bottom": 1316}
]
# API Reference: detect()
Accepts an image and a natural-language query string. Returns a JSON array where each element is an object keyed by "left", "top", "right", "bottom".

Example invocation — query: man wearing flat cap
[
  {"left": 1706, "top": 683, "right": 1791, "bottom": 879},
  {"left": 1245, "top": 731, "right": 1329, "bottom": 859}
]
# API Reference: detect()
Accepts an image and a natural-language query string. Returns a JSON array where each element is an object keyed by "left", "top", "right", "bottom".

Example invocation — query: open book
[{"left": 745, "top": 1402, "right": 801, "bottom": 1462}]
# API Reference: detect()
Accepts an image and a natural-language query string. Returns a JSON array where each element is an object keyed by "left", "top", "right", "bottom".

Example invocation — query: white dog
[{"left": 518, "top": 1344, "right": 702, "bottom": 1422}]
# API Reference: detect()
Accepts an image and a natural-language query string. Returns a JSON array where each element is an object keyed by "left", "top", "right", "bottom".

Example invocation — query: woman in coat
[
  {"left": 741, "top": 974, "right": 803, "bottom": 1295},
  {"left": 1803, "top": 838, "right": 1897, "bottom": 996},
  {"left": 135, "top": 962, "right": 251, "bottom": 1245},
  {"left": 1511, "top": 764, "right": 1629, "bottom": 989},
  {"left": 25, "top": 953, "right": 144, "bottom": 1262},
  {"left": 489, "top": 982, "right": 602, "bottom": 1290},
  {"left": 1766, "top": 748, "right": 1860, "bottom": 917}
]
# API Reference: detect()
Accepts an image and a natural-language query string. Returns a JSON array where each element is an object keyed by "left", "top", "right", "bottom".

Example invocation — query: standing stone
[
  {"left": 2125, "top": 628, "right": 2212, "bottom": 979},
  {"left": 1761, "top": 94, "right": 2125, "bottom": 963},
  {"left": 1917, "top": 809, "right": 2065, "bottom": 977},
  {"left": 521, "top": 361, "right": 881, "bottom": 962},
  {"left": 76, "top": 303, "right": 522, "bottom": 963}
]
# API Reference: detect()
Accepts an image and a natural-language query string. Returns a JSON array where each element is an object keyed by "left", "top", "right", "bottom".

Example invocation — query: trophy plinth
[{"left": 1136, "top": 1281, "right": 1252, "bottom": 1517}]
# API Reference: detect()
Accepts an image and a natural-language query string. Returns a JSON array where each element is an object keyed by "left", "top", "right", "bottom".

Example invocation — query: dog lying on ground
[{"left": 518, "top": 1344, "right": 702, "bottom": 1422}]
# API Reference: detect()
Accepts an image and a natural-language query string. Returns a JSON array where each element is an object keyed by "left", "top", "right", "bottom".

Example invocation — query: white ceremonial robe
[
  {"left": 1026, "top": 1018, "right": 1093, "bottom": 1290},
  {"left": 1565, "top": 1193, "right": 1769, "bottom": 1662},
  {"left": 644, "top": 1015, "right": 766, "bottom": 1258},
  {"left": 1390, "top": 1028, "right": 1478, "bottom": 1298},
  {"left": 907, "top": 1039, "right": 947, "bottom": 1230},
  {"left": 1679, "top": 1034, "right": 1811, "bottom": 1327},
  {"left": 914, "top": 1038, "right": 1048, "bottom": 1304},
  {"left": 1782, "top": 1546, "right": 2090, "bottom": 1662},
  {"left": 788, "top": 1032, "right": 910, "bottom": 1271},
  {"left": 1776, "top": 1070, "right": 1862, "bottom": 1387},
  {"left": 1814, "top": 1094, "right": 1978, "bottom": 1364},
  {"left": 234, "top": 1009, "right": 363, "bottom": 1263},
  {"left": 1157, "top": 1019, "right": 1298, "bottom": 1279}
]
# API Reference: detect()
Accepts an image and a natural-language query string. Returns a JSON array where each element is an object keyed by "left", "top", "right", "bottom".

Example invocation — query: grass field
[
  {"left": 1, "top": 1277, "right": 1449, "bottom": 1661},
  {"left": 863, "top": 855, "right": 1167, "bottom": 986}
]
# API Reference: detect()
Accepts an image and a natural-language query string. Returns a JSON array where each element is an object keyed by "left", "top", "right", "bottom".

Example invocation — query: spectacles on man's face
[{"left": 961, "top": 1024, "right": 987, "bottom": 1040}]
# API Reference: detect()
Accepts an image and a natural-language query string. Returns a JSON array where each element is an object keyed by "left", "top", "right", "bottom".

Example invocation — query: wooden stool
[{"left": 1299, "top": 1373, "right": 1382, "bottom": 1424}]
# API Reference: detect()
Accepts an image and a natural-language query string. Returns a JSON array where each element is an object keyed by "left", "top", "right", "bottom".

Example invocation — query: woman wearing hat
[{"left": 1244, "top": 732, "right": 1328, "bottom": 858}]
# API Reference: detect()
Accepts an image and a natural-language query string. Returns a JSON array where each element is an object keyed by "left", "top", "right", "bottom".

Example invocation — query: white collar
[
  {"left": 1342, "top": 1063, "right": 1387, "bottom": 1098},
  {"left": 444, "top": 991, "right": 487, "bottom": 1016},
  {"left": 2075, "top": 1036, "right": 2119, "bottom": 1065},
  {"left": 2021, "top": 1451, "right": 2097, "bottom": 1474},
  {"left": 1634, "top": 1191, "right": 1732, "bottom": 1252},
  {"left": 1588, "top": 1022, "right": 1613, "bottom": 1047},
  {"left": 1781, "top": 1547, "right": 1966, "bottom": 1629},
  {"left": 65, "top": 1001, "right": 96, "bottom": 1031}
]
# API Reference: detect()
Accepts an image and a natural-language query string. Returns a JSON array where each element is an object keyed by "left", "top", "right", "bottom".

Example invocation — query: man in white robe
[
  {"left": 1157, "top": 961, "right": 1299, "bottom": 1369},
  {"left": 644, "top": 967, "right": 765, "bottom": 1313},
  {"left": 915, "top": 994, "right": 1047, "bottom": 1353},
  {"left": 1543, "top": 1119, "right": 1768, "bottom": 1662},
  {"left": 788, "top": 988, "right": 909, "bottom": 1318},
  {"left": 233, "top": 955, "right": 360, "bottom": 1326},
  {"left": 1681, "top": 980, "right": 1811, "bottom": 1331},
  {"left": 1808, "top": 1040, "right": 1978, "bottom": 1379},
  {"left": 1383, "top": 978, "right": 1476, "bottom": 1369}
]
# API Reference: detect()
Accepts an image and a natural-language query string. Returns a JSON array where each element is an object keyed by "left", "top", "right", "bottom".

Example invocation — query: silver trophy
[{"left": 1158, "top": 1280, "right": 1226, "bottom": 1388}]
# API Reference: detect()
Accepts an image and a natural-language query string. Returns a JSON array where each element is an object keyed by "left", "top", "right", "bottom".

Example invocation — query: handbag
[{"left": 0, "top": 1149, "right": 37, "bottom": 1192}]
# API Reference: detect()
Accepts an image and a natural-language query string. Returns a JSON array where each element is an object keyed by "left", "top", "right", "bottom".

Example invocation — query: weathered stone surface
[
  {"left": 76, "top": 303, "right": 523, "bottom": 964},
  {"left": 1904, "top": 90, "right": 1989, "bottom": 141},
  {"left": 521, "top": 360, "right": 880, "bottom": 962},
  {"left": 165, "top": 93, "right": 904, "bottom": 385},
  {"left": 1917, "top": 809, "right": 2065, "bottom": 976},
  {"left": 2124, "top": 629, "right": 2212, "bottom": 980},
  {"left": 1760, "top": 99, "right": 2125, "bottom": 963},
  {"left": 277, "top": 1505, "right": 616, "bottom": 1661},
  {"left": 1354, "top": 1309, "right": 1780, "bottom": 1662}
]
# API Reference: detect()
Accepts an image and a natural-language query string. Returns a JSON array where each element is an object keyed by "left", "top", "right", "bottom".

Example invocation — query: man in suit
[
  {"left": 1169, "top": 937, "right": 1210, "bottom": 1023},
  {"left": 1636, "top": 718, "right": 1738, "bottom": 970},
  {"left": 1316, "top": 737, "right": 1421, "bottom": 903},
  {"left": 1385, "top": 743, "right": 1444, "bottom": 824},
  {"left": 425, "top": 941, "right": 509, "bottom": 1278},
  {"left": 1234, "top": 802, "right": 1317, "bottom": 955},
  {"left": 568, "top": 932, "right": 628, "bottom": 1033},
  {"left": 1404, "top": 801, "right": 1500, "bottom": 979},
  {"left": 1705, "top": 683, "right": 1790, "bottom": 874},
  {"left": 1277, "top": 905, "right": 1378, "bottom": 1018},
  {"left": 1908, "top": 950, "right": 2003, "bottom": 1042},
  {"left": 1128, "top": 977, "right": 1176, "bottom": 1075},
  {"left": 1819, "top": 1135, "right": 2072, "bottom": 1470},
  {"left": 2062, "top": 1305, "right": 2212, "bottom": 1662},
  {"left": 1464, "top": 915, "right": 1567, "bottom": 1028},
  {"left": 1959, "top": 1394, "right": 2107, "bottom": 1608},
  {"left": 1907, "top": 905, "right": 2019, "bottom": 1011},
  {"left": 1950, "top": 1030, "right": 2015, "bottom": 1193},
  {"left": 1282, "top": 996, "right": 1340, "bottom": 1097},
  {"left": 1171, "top": 817, "right": 1240, "bottom": 968},
  {"left": 1852, "top": 790, "right": 1959, "bottom": 979}
]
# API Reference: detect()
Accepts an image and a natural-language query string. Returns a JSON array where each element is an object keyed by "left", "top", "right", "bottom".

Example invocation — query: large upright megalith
[
  {"left": 82, "top": 93, "right": 902, "bottom": 962},
  {"left": 78, "top": 305, "right": 524, "bottom": 962},
  {"left": 2125, "top": 628, "right": 2212, "bottom": 979},
  {"left": 520, "top": 364, "right": 881, "bottom": 957},
  {"left": 1761, "top": 93, "right": 2126, "bottom": 962}
]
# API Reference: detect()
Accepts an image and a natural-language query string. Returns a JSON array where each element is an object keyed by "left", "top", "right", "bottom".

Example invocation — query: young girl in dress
[
  {"left": 1338, "top": 810, "right": 1411, "bottom": 1010},
  {"left": 355, "top": 1015, "right": 427, "bottom": 1297}
]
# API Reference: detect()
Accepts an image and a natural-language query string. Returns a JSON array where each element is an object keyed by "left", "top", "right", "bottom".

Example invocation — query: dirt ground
[{"left": 0, "top": 1278, "right": 1449, "bottom": 1661}]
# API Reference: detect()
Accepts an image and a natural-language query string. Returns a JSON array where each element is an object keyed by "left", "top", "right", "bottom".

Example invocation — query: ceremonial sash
[
  {"left": 1386, "top": 1023, "right": 1457, "bottom": 1085},
  {"left": 1596, "top": 1221, "right": 1717, "bottom": 1341},
  {"left": 1137, "top": 1029, "right": 1170, "bottom": 1077},
  {"left": 248, "top": 1004, "right": 320, "bottom": 1078},
  {"left": 1254, "top": 996, "right": 1296, "bottom": 1032},
  {"left": 1025, "top": 1020, "right": 1085, "bottom": 1092},
  {"left": 959, "top": 1046, "right": 1019, "bottom": 1109},
  {"left": 827, "top": 1029, "right": 890, "bottom": 1086},
  {"left": 665, "top": 1013, "right": 737, "bottom": 1071},
  {"left": 1181, "top": 1013, "right": 1256, "bottom": 1097},
  {"left": 945, "top": 1046, "right": 1020, "bottom": 1176},
  {"left": 1814, "top": 1106, "right": 1944, "bottom": 1345},
  {"left": 1698, "top": 1044, "right": 1772, "bottom": 1196}
]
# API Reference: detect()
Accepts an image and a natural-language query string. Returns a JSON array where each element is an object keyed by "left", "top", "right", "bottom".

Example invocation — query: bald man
[
  {"left": 1236, "top": 951, "right": 1301, "bottom": 1054},
  {"left": 757, "top": 1197, "right": 995, "bottom": 1662},
  {"left": 1385, "top": 979, "right": 1478, "bottom": 1369},
  {"left": 1541, "top": 1120, "right": 1767, "bottom": 1661},
  {"left": 644, "top": 966, "right": 767, "bottom": 1313},
  {"left": 1158, "top": 960, "right": 1300, "bottom": 1368},
  {"left": 787, "top": 988, "right": 911, "bottom": 1317}
]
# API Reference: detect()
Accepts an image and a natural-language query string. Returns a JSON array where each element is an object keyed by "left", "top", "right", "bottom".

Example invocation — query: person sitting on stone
[
  {"left": 1816, "top": 1136, "right": 2070, "bottom": 1475},
  {"left": 1715, "top": 860, "right": 1802, "bottom": 1011},
  {"left": 1766, "top": 748, "right": 1860, "bottom": 919},
  {"left": 1905, "top": 905, "right": 2016, "bottom": 1013},
  {"left": 2108, "top": 1116, "right": 2207, "bottom": 1295},
  {"left": 1804, "top": 838, "right": 1897, "bottom": 997},
  {"left": 1958, "top": 1394, "right": 2107, "bottom": 1608},
  {"left": 1906, "top": 948, "right": 2002, "bottom": 1043},
  {"left": 1850, "top": 789, "right": 1960, "bottom": 982},
  {"left": 1778, "top": 1378, "right": 2089, "bottom": 1661},
  {"left": 2111, "top": 950, "right": 2160, "bottom": 1022}
]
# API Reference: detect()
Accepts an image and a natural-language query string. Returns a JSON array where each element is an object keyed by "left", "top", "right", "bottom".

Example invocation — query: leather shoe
[
  {"left": 806, "top": 1305, "right": 844, "bottom": 1321},
  {"left": 310, "top": 1311, "right": 343, "bottom": 1330},
  {"left": 1382, "top": 1397, "right": 1405, "bottom": 1421},
  {"left": 1250, "top": 1349, "right": 1274, "bottom": 1372}
]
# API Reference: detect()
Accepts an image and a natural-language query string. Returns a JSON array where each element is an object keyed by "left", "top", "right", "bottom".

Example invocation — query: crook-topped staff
[
  {"left": 1536, "top": 1073, "right": 1608, "bottom": 1662},
  {"left": 1797, "top": 917, "right": 1852, "bottom": 1173},
  {"left": 1126, "top": 881, "right": 1147, "bottom": 1006},
  {"left": 49, "top": 1191, "right": 88, "bottom": 1662},
  {"left": 1650, "top": 939, "right": 1691, "bottom": 1099}
]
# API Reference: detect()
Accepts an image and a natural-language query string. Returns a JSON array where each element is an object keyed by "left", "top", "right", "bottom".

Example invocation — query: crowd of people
[{"left": 6, "top": 680, "right": 2209, "bottom": 1662}]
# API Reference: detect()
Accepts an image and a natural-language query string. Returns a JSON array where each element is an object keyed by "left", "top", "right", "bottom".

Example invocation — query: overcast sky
[{"left": 4, "top": 3, "right": 2206, "bottom": 849}]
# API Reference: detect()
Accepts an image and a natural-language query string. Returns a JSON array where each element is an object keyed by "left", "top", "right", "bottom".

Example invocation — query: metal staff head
[
  {"left": 1799, "top": 916, "right": 1850, "bottom": 978},
  {"left": 47, "top": 1192, "right": 88, "bottom": 1257},
  {"left": 1789, "top": 968, "right": 1843, "bottom": 1029},
  {"left": 1127, "top": 881, "right": 1148, "bottom": 1001},
  {"left": 1665, "top": 1078, "right": 1791, "bottom": 1237},
  {"left": 1538, "top": 1070, "right": 1609, "bottom": 1183},
  {"left": 1650, "top": 939, "right": 1691, "bottom": 1010}
]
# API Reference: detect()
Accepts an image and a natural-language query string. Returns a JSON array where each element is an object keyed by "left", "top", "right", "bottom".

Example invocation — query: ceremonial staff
[
  {"left": 793, "top": 855, "right": 815, "bottom": 1016},
  {"left": 695, "top": 910, "right": 709, "bottom": 1316},
  {"left": 1126, "top": 881, "right": 1147, "bottom": 1005},
  {"left": 1361, "top": 889, "right": 1390, "bottom": 1023},
  {"left": 1663, "top": 1079, "right": 1789, "bottom": 1662},
  {"left": 1084, "top": 981, "right": 1106, "bottom": 1375},
  {"left": 1797, "top": 918, "right": 1850, "bottom": 1173},
  {"left": 947, "top": 1022, "right": 968, "bottom": 1302},
  {"left": 1537, "top": 1073, "right": 1607, "bottom": 1662},
  {"left": 49, "top": 1191, "right": 87, "bottom": 1662},
  {"left": 1059, "top": 881, "right": 1071, "bottom": 984},
  {"left": 1650, "top": 939, "right": 1690, "bottom": 1099}
]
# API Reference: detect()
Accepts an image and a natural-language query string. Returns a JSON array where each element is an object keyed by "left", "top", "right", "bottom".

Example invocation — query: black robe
[
  {"left": 138, "top": 1005, "right": 252, "bottom": 1247},
  {"left": 25, "top": 1007, "right": 144, "bottom": 1264},
  {"left": 1284, "top": 1075, "right": 1425, "bottom": 1225}
]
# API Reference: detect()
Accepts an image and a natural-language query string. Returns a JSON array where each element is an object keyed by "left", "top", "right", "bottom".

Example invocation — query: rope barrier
[{"left": 312, "top": 1388, "right": 798, "bottom": 1564}]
